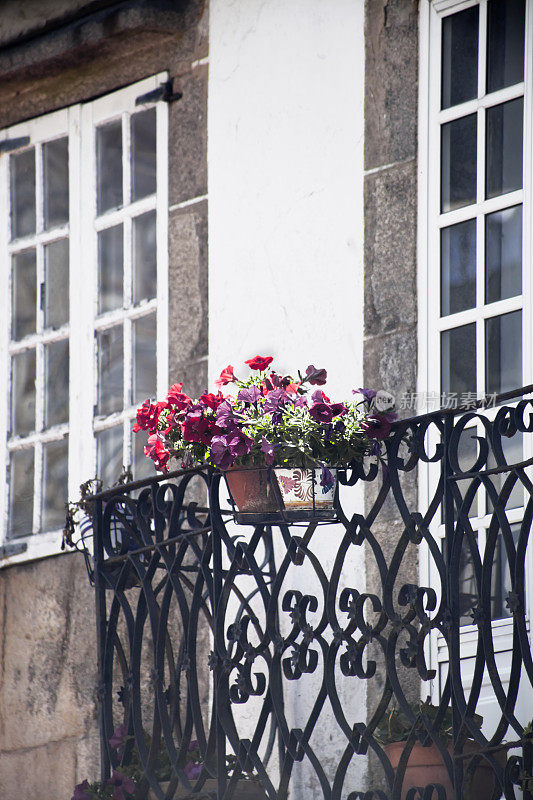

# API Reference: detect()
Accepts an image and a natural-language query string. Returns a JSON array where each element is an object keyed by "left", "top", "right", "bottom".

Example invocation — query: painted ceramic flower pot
[
  {"left": 273, "top": 467, "right": 336, "bottom": 513},
  {"left": 150, "top": 778, "right": 267, "bottom": 799},
  {"left": 384, "top": 740, "right": 505, "bottom": 800}
]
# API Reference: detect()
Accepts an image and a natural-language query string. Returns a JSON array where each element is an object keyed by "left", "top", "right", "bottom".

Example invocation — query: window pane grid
[
  {"left": 7, "top": 131, "right": 70, "bottom": 539},
  {"left": 93, "top": 105, "right": 158, "bottom": 482},
  {"left": 438, "top": 0, "right": 525, "bottom": 400}
]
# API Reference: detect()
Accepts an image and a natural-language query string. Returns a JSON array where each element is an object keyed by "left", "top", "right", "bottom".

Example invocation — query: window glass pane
[
  {"left": 44, "top": 239, "right": 69, "bottom": 328},
  {"left": 133, "top": 211, "right": 156, "bottom": 304},
  {"left": 133, "top": 313, "right": 156, "bottom": 404},
  {"left": 485, "top": 205, "right": 522, "bottom": 304},
  {"left": 12, "top": 249, "right": 36, "bottom": 340},
  {"left": 10, "top": 148, "right": 35, "bottom": 239},
  {"left": 490, "top": 526, "right": 520, "bottom": 620},
  {"left": 8, "top": 449, "right": 34, "bottom": 538},
  {"left": 487, "top": 0, "right": 525, "bottom": 94},
  {"left": 486, "top": 310, "right": 522, "bottom": 395},
  {"left": 131, "top": 108, "right": 156, "bottom": 201},
  {"left": 441, "top": 114, "right": 477, "bottom": 212},
  {"left": 97, "top": 326, "right": 123, "bottom": 415},
  {"left": 96, "top": 121, "right": 123, "bottom": 215},
  {"left": 456, "top": 427, "right": 479, "bottom": 520},
  {"left": 97, "top": 426, "right": 123, "bottom": 489},
  {"left": 43, "top": 137, "right": 69, "bottom": 230},
  {"left": 133, "top": 428, "right": 156, "bottom": 480},
  {"left": 487, "top": 434, "right": 523, "bottom": 513},
  {"left": 98, "top": 225, "right": 123, "bottom": 314},
  {"left": 441, "top": 219, "right": 476, "bottom": 316},
  {"left": 41, "top": 438, "right": 68, "bottom": 532},
  {"left": 441, "top": 323, "right": 476, "bottom": 396},
  {"left": 11, "top": 349, "right": 36, "bottom": 435},
  {"left": 45, "top": 340, "right": 69, "bottom": 427},
  {"left": 486, "top": 98, "right": 523, "bottom": 199},
  {"left": 441, "top": 6, "right": 479, "bottom": 110}
]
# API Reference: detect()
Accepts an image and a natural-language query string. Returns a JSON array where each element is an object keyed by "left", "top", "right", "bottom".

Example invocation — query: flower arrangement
[
  {"left": 133, "top": 355, "right": 396, "bottom": 475},
  {"left": 72, "top": 725, "right": 201, "bottom": 799}
]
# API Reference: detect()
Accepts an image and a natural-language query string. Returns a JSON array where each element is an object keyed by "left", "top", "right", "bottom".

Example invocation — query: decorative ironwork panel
[{"left": 86, "top": 395, "right": 533, "bottom": 799}]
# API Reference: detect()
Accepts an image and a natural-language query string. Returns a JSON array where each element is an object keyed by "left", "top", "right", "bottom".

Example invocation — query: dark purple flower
[
  {"left": 107, "top": 770, "right": 136, "bottom": 800},
  {"left": 72, "top": 780, "right": 91, "bottom": 800},
  {"left": 260, "top": 437, "right": 276, "bottom": 466},
  {"left": 320, "top": 466, "right": 335, "bottom": 491},
  {"left": 109, "top": 723, "right": 128, "bottom": 751},
  {"left": 305, "top": 365, "right": 327, "bottom": 385},
  {"left": 226, "top": 430, "right": 253, "bottom": 458},
  {"left": 294, "top": 395, "right": 308, "bottom": 408},
  {"left": 309, "top": 401, "right": 346, "bottom": 424},
  {"left": 355, "top": 387, "right": 377, "bottom": 402},
  {"left": 362, "top": 414, "right": 392, "bottom": 440},
  {"left": 334, "top": 419, "right": 346, "bottom": 433},
  {"left": 184, "top": 761, "right": 203, "bottom": 781},
  {"left": 237, "top": 385, "right": 262, "bottom": 405},
  {"left": 188, "top": 739, "right": 199, "bottom": 752}
]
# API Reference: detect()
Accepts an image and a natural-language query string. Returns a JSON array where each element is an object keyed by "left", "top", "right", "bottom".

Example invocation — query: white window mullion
[
  {"left": 32, "top": 440, "right": 41, "bottom": 534},
  {"left": 123, "top": 111, "right": 131, "bottom": 208},
  {"left": 156, "top": 97, "right": 169, "bottom": 396},
  {"left": 0, "top": 144, "right": 10, "bottom": 543},
  {"left": 478, "top": 0, "right": 487, "bottom": 100}
]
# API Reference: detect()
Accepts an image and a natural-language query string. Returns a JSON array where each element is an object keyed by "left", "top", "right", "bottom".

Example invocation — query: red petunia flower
[
  {"left": 133, "top": 400, "right": 167, "bottom": 433},
  {"left": 166, "top": 383, "right": 192, "bottom": 411},
  {"left": 245, "top": 355, "right": 273, "bottom": 371},
  {"left": 215, "top": 365, "right": 235, "bottom": 388},
  {"left": 144, "top": 434, "right": 171, "bottom": 472}
]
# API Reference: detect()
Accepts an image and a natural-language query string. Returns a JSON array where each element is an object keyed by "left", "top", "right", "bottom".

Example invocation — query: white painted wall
[{"left": 208, "top": 1, "right": 366, "bottom": 796}]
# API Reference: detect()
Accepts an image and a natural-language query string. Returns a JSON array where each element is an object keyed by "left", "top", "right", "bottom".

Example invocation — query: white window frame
[
  {"left": 0, "top": 73, "right": 169, "bottom": 567},
  {"left": 418, "top": 0, "right": 533, "bottom": 706}
]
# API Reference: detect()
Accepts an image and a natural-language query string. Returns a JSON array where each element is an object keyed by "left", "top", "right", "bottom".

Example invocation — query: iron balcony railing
[{"left": 80, "top": 387, "right": 533, "bottom": 799}]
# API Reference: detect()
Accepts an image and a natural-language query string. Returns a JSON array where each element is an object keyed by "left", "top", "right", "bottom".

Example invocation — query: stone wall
[
  {"left": 363, "top": 0, "right": 419, "bottom": 790},
  {"left": 0, "top": 2, "right": 208, "bottom": 798}
]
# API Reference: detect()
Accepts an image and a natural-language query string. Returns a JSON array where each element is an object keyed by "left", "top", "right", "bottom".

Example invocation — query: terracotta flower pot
[
  {"left": 149, "top": 777, "right": 267, "bottom": 799},
  {"left": 224, "top": 467, "right": 282, "bottom": 513},
  {"left": 384, "top": 740, "right": 504, "bottom": 800}
]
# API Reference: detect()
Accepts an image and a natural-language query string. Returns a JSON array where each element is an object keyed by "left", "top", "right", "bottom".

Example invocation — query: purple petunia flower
[
  {"left": 362, "top": 414, "right": 392, "bottom": 440},
  {"left": 211, "top": 430, "right": 253, "bottom": 468},
  {"left": 264, "top": 388, "right": 293, "bottom": 423},
  {"left": 107, "top": 770, "right": 136, "bottom": 800},
  {"left": 184, "top": 760, "right": 203, "bottom": 781},
  {"left": 109, "top": 723, "right": 128, "bottom": 751},
  {"left": 260, "top": 437, "right": 276, "bottom": 466},
  {"left": 215, "top": 400, "right": 239, "bottom": 429},
  {"left": 355, "top": 387, "right": 377, "bottom": 402},
  {"left": 72, "top": 780, "right": 91, "bottom": 800},
  {"left": 320, "top": 465, "right": 335, "bottom": 492},
  {"left": 237, "top": 385, "right": 262, "bottom": 405},
  {"left": 309, "top": 401, "right": 346, "bottom": 424},
  {"left": 305, "top": 365, "right": 327, "bottom": 385}
]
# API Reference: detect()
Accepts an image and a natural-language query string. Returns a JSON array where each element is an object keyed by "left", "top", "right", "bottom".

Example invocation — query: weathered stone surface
[
  {"left": 363, "top": 0, "right": 419, "bottom": 792},
  {"left": 0, "top": 553, "right": 97, "bottom": 752},
  {"left": 168, "top": 201, "right": 208, "bottom": 389},
  {"left": 365, "top": 0, "right": 419, "bottom": 170},
  {"left": 0, "top": 0, "right": 208, "bottom": 130},
  {"left": 0, "top": 737, "right": 77, "bottom": 800},
  {"left": 364, "top": 162, "right": 417, "bottom": 338},
  {"left": 169, "top": 64, "right": 208, "bottom": 205},
  {"left": 364, "top": 328, "right": 417, "bottom": 403}
]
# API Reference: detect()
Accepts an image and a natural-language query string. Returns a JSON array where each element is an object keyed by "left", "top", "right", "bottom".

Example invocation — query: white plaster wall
[{"left": 208, "top": 1, "right": 366, "bottom": 796}]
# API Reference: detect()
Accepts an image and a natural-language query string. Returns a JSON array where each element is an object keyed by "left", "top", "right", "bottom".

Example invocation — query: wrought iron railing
[{"left": 82, "top": 389, "right": 533, "bottom": 799}]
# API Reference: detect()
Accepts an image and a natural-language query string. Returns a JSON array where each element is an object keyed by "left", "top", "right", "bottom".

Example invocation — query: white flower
[{"left": 374, "top": 390, "right": 395, "bottom": 412}]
